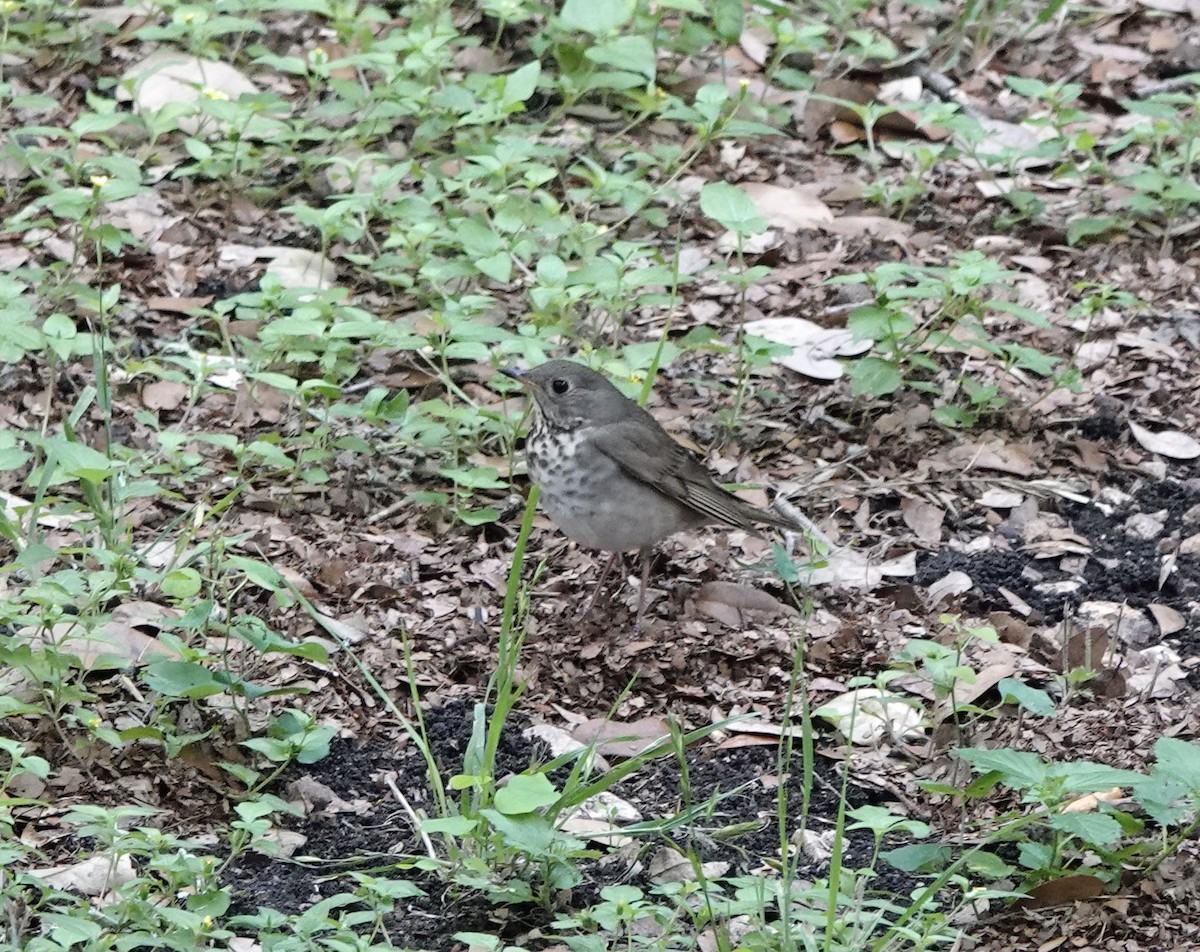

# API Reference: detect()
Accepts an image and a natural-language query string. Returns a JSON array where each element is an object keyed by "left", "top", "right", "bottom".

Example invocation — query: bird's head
[{"left": 501, "top": 359, "right": 630, "bottom": 429}]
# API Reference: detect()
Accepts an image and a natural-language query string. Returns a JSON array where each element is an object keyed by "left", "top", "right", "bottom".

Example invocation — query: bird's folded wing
[{"left": 590, "top": 421, "right": 770, "bottom": 530}]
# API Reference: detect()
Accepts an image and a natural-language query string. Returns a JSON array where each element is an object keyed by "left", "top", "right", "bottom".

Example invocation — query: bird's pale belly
[{"left": 528, "top": 431, "right": 701, "bottom": 552}]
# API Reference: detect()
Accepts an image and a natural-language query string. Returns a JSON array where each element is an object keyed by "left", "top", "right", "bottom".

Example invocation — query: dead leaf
[
  {"left": 944, "top": 441, "right": 1037, "bottom": 476},
  {"left": 695, "top": 581, "right": 790, "bottom": 626},
  {"left": 145, "top": 295, "right": 214, "bottom": 313},
  {"left": 647, "top": 846, "right": 728, "bottom": 885},
  {"left": 900, "top": 497, "right": 945, "bottom": 543},
  {"left": 743, "top": 317, "right": 872, "bottom": 381},
  {"left": 1062, "top": 788, "right": 1123, "bottom": 813},
  {"left": 814, "top": 688, "right": 926, "bottom": 745},
  {"left": 927, "top": 571, "right": 973, "bottom": 606},
  {"left": 141, "top": 380, "right": 188, "bottom": 411},
  {"left": 264, "top": 247, "right": 336, "bottom": 290},
  {"left": 118, "top": 51, "right": 284, "bottom": 138},
  {"left": 979, "top": 488, "right": 1024, "bottom": 508},
  {"left": 27, "top": 855, "right": 138, "bottom": 896},
  {"left": 1147, "top": 605, "right": 1185, "bottom": 633},
  {"left": 741, "top": 183, "right": 834, "bottom": 231},
  {"left": 570, "top": 717, "right": 672, "bottom": 758},
  {"left": 1020, "top": 874, "right": 1106, "bottom": 908},
  {"left": 1129, "top": 421, "right": 1200, "bottom": 460},
  {"left": 822, "top": 215, "right": 914, "bottom": 243}
]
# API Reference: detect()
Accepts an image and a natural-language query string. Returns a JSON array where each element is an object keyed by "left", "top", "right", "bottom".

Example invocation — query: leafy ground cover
[{"left": 3, "top": 0, "right": 1200, "bottom": 950}]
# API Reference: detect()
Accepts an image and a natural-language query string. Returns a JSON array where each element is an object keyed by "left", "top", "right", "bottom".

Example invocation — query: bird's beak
[{"left": 501, "top": 367, "right": 535, "bottom": 390}]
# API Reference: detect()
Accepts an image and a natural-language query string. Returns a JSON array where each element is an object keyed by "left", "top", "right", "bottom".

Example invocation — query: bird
[{"left": 501, "top": 359, "right": 803, "bottom": 628}]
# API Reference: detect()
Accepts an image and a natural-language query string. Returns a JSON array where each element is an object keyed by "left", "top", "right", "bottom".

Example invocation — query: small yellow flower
[
  {"left": 202, "top": 86, "right": 230, "bottom": 101},
  {"left": 89, "top": 717, "right": 101, "bottom": 728},
  {"left": 89, "top": 175, "right": 108, "bottom": 188},
  {"left": 738, "top": 78, "right": 750, "bottom": 89},
  {"left": 202, "top": 916, "right": 213, "bottom": 928}
]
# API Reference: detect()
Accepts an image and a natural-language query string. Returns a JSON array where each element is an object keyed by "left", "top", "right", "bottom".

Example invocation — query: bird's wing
[{"left": 589, "top": 419, "right": 796, "bottom": 532}]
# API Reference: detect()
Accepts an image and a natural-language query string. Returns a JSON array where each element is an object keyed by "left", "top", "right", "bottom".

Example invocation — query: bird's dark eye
[{"left": 551, "top": 378, "right": 570, "bottom": 395}]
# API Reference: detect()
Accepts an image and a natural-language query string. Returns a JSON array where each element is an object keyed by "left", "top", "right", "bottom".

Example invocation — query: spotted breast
[{"left": 525, "top": 417, "right": 704, "bottom": 553}]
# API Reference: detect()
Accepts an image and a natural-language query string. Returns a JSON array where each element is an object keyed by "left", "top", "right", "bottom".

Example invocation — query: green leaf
[
  {"left": 931, "top": 406, "right": 977, "bottom": 429},
  {"left": 141, "top": 661, "right": 226, "bottom": 699},
  {"left": 586, "top": 35, "right": 657, "bottom": 81},
  {"left": 439, "top": 466, "right": 507, "bottom": 490},
  {"left": 459, "top": 507, "right": 499, "bottom": 526},
  {"left": 711, "top": 0, "right": 744, "bottom": 43},
  {"left": 964, "top": 848, "right": 1017, "bottom": 880},
  {"left": 454, "top": 934, "right": 500, "bottom": 950},
  {"left": 480, "top": 809, "right": 558, "bottom": 854},
  {"left": 1048, "top": 810, "right": 1123, "bottom": 847},
  {"left": 997, "top": 677, "right": 1057, "bottom": 717},
  {"left": 881, "top": 843, "right": 951, "bottom": 872},
  {"left": 956, "top": 748, "right": 1049, "bottom": 788},
  {"left": 223, "top": 555, "right": 285, "bottom": 592},
  {"left": 494, "top": 772, "right": 559, "bottom": 814},
  {"left": 698, "top": 182, "right": 766, "bottom": 236},
  {"left": 503, "top": 60, "right": 541, "bottom": 107},
  {"left": 1066, "top": 216, "right": 1118, "bottom": 245},
  {"left": 45, "top": 438, "right": 116, "bottom": 483},
  {"left": 848, "top": 357, "right": 903, "bottom": 397},
  {"left": 162, "top": 567, "right": 203, "bottom": 599},
  {"left": 421, "top": 816, "right": 479, "bottom": 836},
  {"left": 1153, "top": 737, "right": 1200, "bottom": 787},
  {"left": 559, "top": 0, "right": 635, "bottom": 34},
  {"left": 475, "top": 251, "right": 513, "bottom": 284}
]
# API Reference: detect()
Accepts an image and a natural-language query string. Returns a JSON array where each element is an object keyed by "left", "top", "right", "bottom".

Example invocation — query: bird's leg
[
  {"left": 578, "top": 551, "right": 619, "bottom": 622},
  {"left": 633, "top": 546, "right": 653, "bottom": 631}
]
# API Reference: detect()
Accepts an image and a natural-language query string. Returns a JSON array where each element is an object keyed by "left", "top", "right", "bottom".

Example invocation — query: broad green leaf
[
  {"left": 997, "top": 677, "right": 1057, "bottom": 717},
  {"left": 586, "top": 35, "right": 656, "bottom": 81},
  {"left": 475, "top": 251, "right": 513, "bottom": 284},
  {"left": 503, "top": 60, "right": 541, "bottom": 107},
  {"left": 1066, "top": 216, "right": 1118, "bottom": 245},
  {"left": 848, "top": 357, "right": 902, "bottom": 397},
  {"left": 494, "top": 772, "right": 558, "bottom": 814},
  {"left": 45, "top": 439, "right": 116, "bottom": 483},
  {"left": 421, "top": 816, "right": 479, "bottom": 836},
  {"left": 162, "top": 567, "right": 203, "bottom": 599},
  {"left": 559, "top": 0, "right": 635, "bottom": 34},
  {"left": 698, "top": 182, "right": 766, "bottom": 236}
]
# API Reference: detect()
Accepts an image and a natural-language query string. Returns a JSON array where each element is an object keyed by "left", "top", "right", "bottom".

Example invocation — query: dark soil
[{"left": 222, "top": 704, "right": 923, "bottom": 950}]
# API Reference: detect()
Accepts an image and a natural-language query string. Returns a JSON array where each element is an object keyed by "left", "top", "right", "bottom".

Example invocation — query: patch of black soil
[
  {"left": 917, "top": 476, "right": 1200, "bottom": 626},
  {"left": 612, "top": 742, "right": 921, "bottom": 897},
  {"left": 1078, "top": 410, "right": 1123, "bottom": 441},
  {"left": 222, "top": 700, "right": 550, "bottom": 937},
  {"left": 222, "top": 707, "right": 930, "bottom": 951}
]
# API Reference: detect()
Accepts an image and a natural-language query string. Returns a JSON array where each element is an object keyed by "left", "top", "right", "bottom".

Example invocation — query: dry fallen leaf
[
  {"left": 900, "top": 497, "right": 945, "bottom": 543},
  {"left": 141, "top": 380, "right": 189, "bottom": 411},
  {"left": 741, "top": 182, "right": 834, "bottom": 231},
  {"left": 1129, "top": 421, "right": 1200, "bottom": 460},
  {"left": 1148, "top": 603, "right": 1186, "bottom": 636},
  {"left": 264, "top": 247, "right": 337, "bottom": 290},
  {"left": 814, "top": 688, "right": 926, "bottom": 745},
  {"left": 1020, "top": 873, "right": 1106, "bottom": 908},
  {"left": 27, "top": 855, "right": 138, "bottom": 896},
  {"left": 743, "top": 316, "right": 872, "bottom": 381},
  {"left": 118, "top": 51, "right": 284, "bottom": 138},
  {"left": 1062, "top": 787, "right": 1123, "bottom": 813},
  {"left": 570, "top": 717, "right": 673, "bottom": 758},
  {"left": 927, "top": 571, "right": 973, "bottom": 606},
  {"left": 695, "top": 580, "right": 791, "bottom": 626}
]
